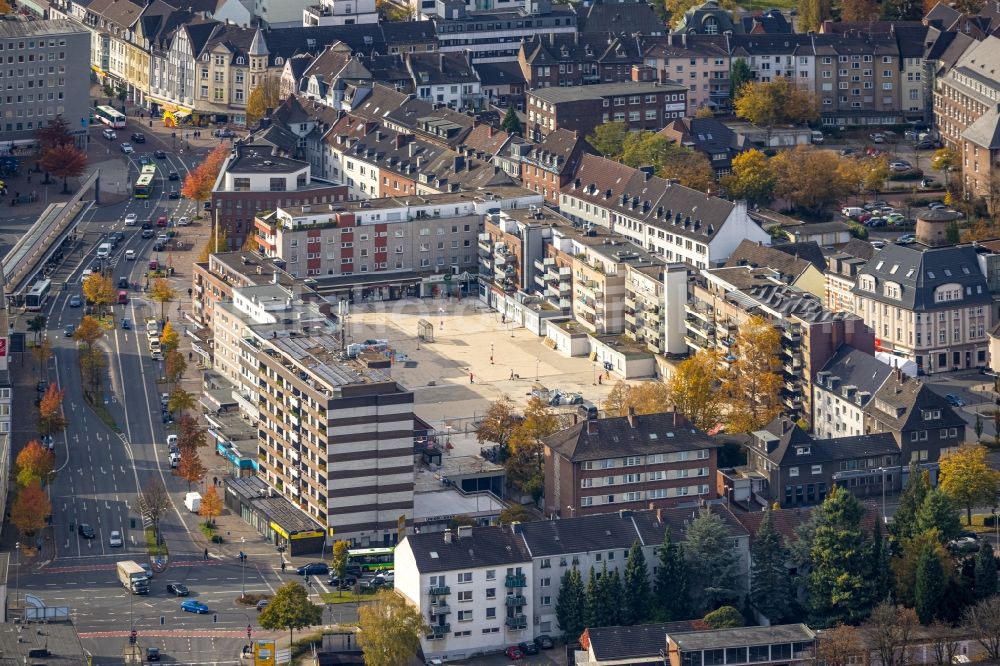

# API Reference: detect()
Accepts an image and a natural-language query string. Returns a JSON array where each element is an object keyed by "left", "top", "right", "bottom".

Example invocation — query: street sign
[{"left": 253, "top": 639, "right": 276, "bottom": 666}]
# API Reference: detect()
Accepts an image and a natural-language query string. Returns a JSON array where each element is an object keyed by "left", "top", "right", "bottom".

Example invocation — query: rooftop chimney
[
  {"left": 457, "top": 525, "right": 472, "bottom": 539},
  {"left": 443, "top": 529, "right": 453, "bottom": 544},
  {"left": 586, "top": 418, "right": 599, "bottom": 435},
  {"left": 627, "top": 406, "right": 637, "bottom": 428}
]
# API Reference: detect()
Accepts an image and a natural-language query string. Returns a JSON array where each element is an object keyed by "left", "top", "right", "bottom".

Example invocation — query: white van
[
  {"left": 841, "top": 207, "right": 864, "bottom": 219},
  {"left": 96, "top": 243, "right": 112, "bottom": 259},
  {"left": 148, "top": 336, "right": 161, "bottom": 353}
]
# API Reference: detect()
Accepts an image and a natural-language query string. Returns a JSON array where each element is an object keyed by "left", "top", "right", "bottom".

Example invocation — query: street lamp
[
  {"left": 993, "top": 508, "right": 999, "bottom": 546},
  {"left": 535, "top": 359, "right": 540, "bottom": 382},
  {"left": 13, "top": 541, "right": 20, "bottom": 611},
  {"left": 240, "top": 537, "right": 247, "bottom": 600}
]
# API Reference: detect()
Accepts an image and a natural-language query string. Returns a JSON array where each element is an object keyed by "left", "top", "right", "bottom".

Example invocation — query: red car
[
  {"left": 505, "top": 646, "right": 525, "bottom": 660},
  {"left": 156, "top": 216, "right": 168, "bottom": 227}
]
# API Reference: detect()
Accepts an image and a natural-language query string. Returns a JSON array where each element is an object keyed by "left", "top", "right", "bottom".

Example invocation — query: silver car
[{"left": 109, "top": 530, "right": 123, "bottom": 547}]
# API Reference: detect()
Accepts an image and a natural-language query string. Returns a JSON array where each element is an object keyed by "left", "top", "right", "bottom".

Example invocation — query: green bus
[
  {"left": 348, "top": 547, "right": 394, "bottom": 572},
  {"left": 141, "top": 164, "right": 156, "bottom": 177},
  {"left": 134, "top": 174, "right": 154, "bottom": 198}
]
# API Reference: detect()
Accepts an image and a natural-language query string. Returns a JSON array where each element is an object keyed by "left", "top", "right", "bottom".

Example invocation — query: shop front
[{"left": 224, "top": 476, "right": 325, "bottom": 556}]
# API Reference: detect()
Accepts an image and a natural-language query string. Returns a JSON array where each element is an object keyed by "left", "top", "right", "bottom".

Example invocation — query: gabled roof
[
  {"left": 867, "top": 377, "right": 967, "bottom": 433},
  {"left": 924, "top": 1, "right": 963, "bottom": 28},
  {"left": 740, "top": 9, "right": 791, "bottom": 34},
  {"left": 575, "top": 0, "right": 665, "bottom": 35},
  {"left": 474, "top": 60, "right": 526, "bottom": 87},
  {"left": 403, "top": 526, "right": 531, "bottom": 573},
  {"left": 544, "top": 412, "right": 719, "bottom": 462},
  {"left": 755, "top": 417, "right": 899, "bottom": 467},
  {"left": 735, "top": 508, "right": 813, "bottom": 546},
  {"left": 461, "top": 124, "right": 510, "bottom": 157},
  {"left": 728, "top": 33, "right": 813, "bottom": 56},
  {"left": 839, "top": 238, "right": 877, "bottom": 261},
  {"left": 724, "top": 239, "right": 822, "bottom": 281},
  {"left": 522, "top": 128, "right": 593, "bottom": 175},
  {"left": 586, "top": 623, "right": 699, "bottom": 661},
  {"left": 405, "top": 51, "right": 478, "bottom": 87},
  {"left": 963, "top": 108, "right": 1000, "bottom": 149},
  {"left": 659, "top": 118, "right": 748, "bottom": 166},
  {"left": 814, "top": 345, "right": 894, "bottom": 406}
]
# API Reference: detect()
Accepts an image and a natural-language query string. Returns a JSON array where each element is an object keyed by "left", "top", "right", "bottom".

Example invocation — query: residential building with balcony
[
  {"left": 746, "top": 417, "right": 901, "bottom": 508},
  {"left": 723, "top": 239, "right": 827, "bottom": 298},
  {"left": 254, "top": 187, "right": 539, "bottom": 286},
  {"left": 256, "top": 334, "right": 414, "bottom": 545},
  {"left": 849, "top": 225, "right": 993, "bottom": 373},
  {"left": 640, "top": 34, "right": 731, "bottom": 114},
  {"left": 812, "top": 345, "right": 894, "bottom": 440},
  {"left": 728, "top": 34, "right": 814, "bottom": 85},
  {"left": 478, "top": 204, "right": 557, "bottom": 301},
  {"left": 432, "top": 0, "right": 577, "bottom": 63},
  {"left": 302, "top": 0, "right": 378, "bottom": 26},
  {"left": 213, "top": 143, "right": 348, "bottom": 251},
  {"left": 623, "top": 262, "right": 689, "bottom": 356},
  {"left": 864, "top": 373, "right": 967, "bottom": 482},
  {"left": 542, "top": 410, "right": 720, "bottom": 519},
  {"left": 688, "top": 266, "right": 874, "bottom": 422},
  {"left": 394, "top": 525, "right": 534, "bottom": 661},
  {"left": 559, "top": 155, "right": 771, "bottom": 270},
  {"left": 525, "top": 81, "right": 687, "bottom": 139},
  {"left": 812, "top": 32, "right": 904, "bottom": 126}
]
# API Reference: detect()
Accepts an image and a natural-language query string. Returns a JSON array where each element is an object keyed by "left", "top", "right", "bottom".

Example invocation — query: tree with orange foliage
[
  {"left": 16, "top": 440, "right": 54, "bottom": 488},
  {"left": 176, "top": 446, "right": 205, "bottom": 490},
  {"left": 181, "top": 145, "right": 228, "bottom": 215},
  {"left": 0, "top": 0, "right": 13, "bottom": 14},
  {"left": 39, "top": 143, "right": 88, "bottom": 193},
  {"left": 11, "top": 480, "right": 51, "bottom": 537},
  {"left": 38, "top": 384, "right": 68, "bottom": 437},
  {"left": 199, "top": 486, "right": 224, "bottom": 526}
]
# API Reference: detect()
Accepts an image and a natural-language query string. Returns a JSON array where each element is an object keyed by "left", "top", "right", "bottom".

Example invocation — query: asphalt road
[{"left": 9, "top": 120, "right": 289, "bottom": 664}]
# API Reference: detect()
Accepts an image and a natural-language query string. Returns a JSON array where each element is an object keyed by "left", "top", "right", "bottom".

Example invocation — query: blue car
[{"left": 180, "top": 600, "right": 209, "bottom": 614}]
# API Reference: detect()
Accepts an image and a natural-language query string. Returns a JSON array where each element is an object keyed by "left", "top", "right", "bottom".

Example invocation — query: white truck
[
  {"left": 117, "top": 560, "right": 150, "bottom": 595},
  {"left": 184, "top": 492, "right": 202, "bottom": 513}
]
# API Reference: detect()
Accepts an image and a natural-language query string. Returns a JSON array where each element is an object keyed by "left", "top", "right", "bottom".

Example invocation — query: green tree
[
  {"left": 891, "top": 465, "right": 930, "bottom": 544},
  {"left": 655, "top": 529, "right": 690, "bottom": 621},
  {"left": 704, "top": 605, "right": 745, "bottom": 629},
  {"left": 27, "top": 315, "right": 46, "bottom": 345},
  {"left": 622, "top": 542, "right": 651, "bottom": 625},
  {"left": 892, "top": 529, "right": 951, "bottom": 607},
  {"left": 258, "top": 582, "right": 323, "bottom": 646},
  {"left": 939, "top": 445, "right": 999, "bottom": 524},
  {"left": 751, "top": 511, "right": 793, "bottom": 623},
  {"left": 807, "top": 486, "right": 876, "bottom": 627},
  {"left": 722, "top": 316, "right": 783, "bottom": 433},
  {"left": 586, "top": 121, "right": 628, "bottom": 158},
  {"left": 916, "top": 489, "right": 962, "bottom": 544},
  {"left": 556, "top": 568, "right": 585, "bottom": 640},
  {"left": 500, "top": 107, "right": 522, "bottom": 136},
  {"left": 497, "top": 504, "right": 534, "bottom": 526},
  {"left": 916, "top": 543, "right": 947, "bottom": 625},
  {"left": 685, "top": 509, "right": 741, "bottom": 614},
  {"left": 722, "top": 149, "right": 776, "bottom": 206},
  {"left": 584, "top": 566, "right": 600, "bottom": 629},
  {"left": 505, "top": 396, "right": 559, "bottom": 500},
  {"left": 797, "top": 0, "right": 831, "bottom": 32},
  {"left": 476, "top": 394, "right": 520, "bottom": 454},
  {"left": 730, "top": 59, "right": 752, "bottom": 100},
  {"left": 870, "top": 519, "right": 893, "bottom": 605},
  {"left": 600, "top": 565, "right": 624, "bottom": 626},
  {"left": 975, "top": 542, "right": 998, "bottom": 600},
  {"left": 356, "top": 590, "right": 428, "bottom": 666},
  {"left": 332, "top": 540, "right": 350, "bottom": 579}
]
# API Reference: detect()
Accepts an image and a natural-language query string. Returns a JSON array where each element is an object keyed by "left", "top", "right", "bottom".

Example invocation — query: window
[
  {"left": 789, "top": 467, "right": 799, "bottom": 477},
  {"left": 540, "top": 558, "right": 551, "bottom": 569},
  {"left": 486, "top": 607, "right": 496, "bottom": 619},
  {"left": 486, "top": 587, "right": 496, "bottom": 599},
  {"left": 457, "top": 590, "right": 472, "bottom": 602},
  {"left": 486, "top": 569, "right": 496, "bottom": 580},
  {"left": 457, "top": 572, "right": 472, "bottom": 583},
  {"left": 457, "top": 610, "right": 473, "bottom": 622}
]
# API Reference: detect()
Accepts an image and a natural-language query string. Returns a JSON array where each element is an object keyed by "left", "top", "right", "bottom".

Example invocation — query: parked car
[
  {"left": 928, "top": 201, "right": 947, "bottom": 210},
  {"left": 42, "top": 434, "right": 54, "bottom": 450},
  {"left": 109, "top": 530, "right": 123, "bottom": 547},
  {"left": 166, "top": 583, "right": 189, "bottom": 596},
  {"left": 214, "top": 128, "right": 235, "bottom": 138},
  {"left": 867, "top": 217, "right": 887, "bottom": 228},
  {"left": 534, "top": 635, "right": 554, "bottom": 649},
  {"left": 505, "top": 646, "right": 525, "bottom": 660},
  {"left": 180, "top": 600, "right": 209, "bottom": 614},
  {"left": 889, "top": 161, "right": 911, "bottom": 172},
  {"left": 296, "top": 562, "right": 329, "bottom": 576},
  {"left": 120, "top": 142, "right": 134, "bottom": 154},
  {"left": 886, "top": 213, "right": 905, "bottom": 224},
  {"left": 949, "top": 533, "right": 980, "bottom": 553},
  {"left": 896, "top": 234, "right": 916, "bottom": 244},
  {"left": 78, "top": 523, "right": 95, "bottom": 538},
  {"left": 945, "top": 393, "right": 965, "bottom": 407},
  {"left": 870, "top": 132, "right": 885, "bottom": 143},
  {"left": 519, "top": 641, "right": 540, "bottom": 656},
  {"left": 915, "top": 139, "right": 939, "bottom": 150}
]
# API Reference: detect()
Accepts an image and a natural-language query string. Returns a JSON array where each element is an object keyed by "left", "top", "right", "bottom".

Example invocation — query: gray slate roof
[
  {"left": 543, "top": 412, "right": 720, "bottom": 462},
  {"left": 814, "top": 345, "right": 894, "bottom": 407},
  {"left": 724, "top": 239, "right": 822, "bottom": 281},
  {"left": 587, "top": 622, "right": 699, "bottom": 661},
  {"left": 852, "top": 243, "right": 991, "bottom": 310},
  {"left": 403, "top": 526, "right": 531, "bottom": 573},
  {"left": 867, "top": 377, "right": 967, "bottom": 433}
]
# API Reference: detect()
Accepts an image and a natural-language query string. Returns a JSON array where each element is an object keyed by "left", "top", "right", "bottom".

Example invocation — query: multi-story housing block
[
  {"left": 525, "top": 81, "right": 688, "bottom": 139},
  {"left": 0, "top": 19, "right": 90, "bottom": 144},
  {"left": 302, "top": 0, "right": 378, "bottom": 26},
  {"left": 623, "top": 262, "right": 689, "bottom": 356},
  {"left": 517, "top": 33, "right": 642, "bottom": 89},
  {"left": 729, "top": 34, "right": 814, "bottom": 85},
  {"left": 560, "top": 155, "right": 771, "bottom": 270},
  {"left": 518, "top": 128, "right": 593, "bottom": 206},
  {"left": 191, "top": 251, "right": 296, "bottom": 333},
  {"left": 570, "top": 235, "right": 661, "bottom": 336},
  {"left": 255, "top": 334, "right": 414, "bottom": 545},
  {"left": 395, "top": 526, "right": 534, "bottom": 660},
  {"left": 641, "top": 34, "right": 730, "bottom": 114},
  {"left": 813, "top": 32, "right": 903, "bottom": 126},
  {"left": 934, "top": 35, "right": 1000, "bottom": 152},
  {"left": 478, "top": 204, "right": 555, "bottom": 296},
  {"left": 812, "top": 345, "right": 894, "bottom": 440},
  {"left": 543, "top": 410, "right": 719, "bottom": 518},
  {"left": 212, "top": 143, "right": 348, "bottom": 250},
  {"left": 255, "top": 187, "right": 540, "bottom": 283},
  {"left": 825, "top": 239, "right": 875, "bottom": 313},
  {"left": 849, "top": 214, "right": 993, "bottom": 373},
  {"left": 688, "top": 266, "right": 874, "bottom": 422}
]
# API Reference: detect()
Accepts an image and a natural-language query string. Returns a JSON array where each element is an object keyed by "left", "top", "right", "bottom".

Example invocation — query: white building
[
  {"left": 303, "top": 0, "right": 377, "bottom": 25},
  {"left": 395, "top": 525, "right": 534, "bottom": 661},
  {"left": 811, "top": 346, "right": 893, "bottom": 440}
]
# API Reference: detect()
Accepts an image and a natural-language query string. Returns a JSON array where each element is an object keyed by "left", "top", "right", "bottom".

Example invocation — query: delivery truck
[
  {"left": 117, "top": 560, "right": 150, "bottom": 594},
  {"left": 184, "top": 492, "right": 202, "bottom": 513}
]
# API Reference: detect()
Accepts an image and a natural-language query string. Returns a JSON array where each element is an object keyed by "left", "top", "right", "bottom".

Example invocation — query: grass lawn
[
  {"left": 319, "top": 591, "right": 370, "bottom": 604},
  {"left": 144, "top": 526, "right": 168, "bottom": 557}
]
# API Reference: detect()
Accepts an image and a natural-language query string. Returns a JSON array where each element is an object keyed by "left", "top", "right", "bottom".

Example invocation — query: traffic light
[
  {"left": 213, "top": 614, "right": 218, "bottom": 624},
  {"left": 129, "top": 629, "right": 137, "bottom": 645}
]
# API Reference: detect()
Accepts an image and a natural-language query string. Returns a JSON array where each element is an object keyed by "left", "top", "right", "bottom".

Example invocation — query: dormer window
[
  {"left": 235, "top": 56, "right": 245, "bottom": 65},
  {"left": 795, "top": 446, "right": 811, "bottom": 455},
  {"left": 922, "top": 409, "right": 941, "bottom": 420}
]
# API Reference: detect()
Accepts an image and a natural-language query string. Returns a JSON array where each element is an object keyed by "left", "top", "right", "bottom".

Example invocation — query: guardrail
[{"left": 4, "top": 169, "right": 99, "bottom": 296}]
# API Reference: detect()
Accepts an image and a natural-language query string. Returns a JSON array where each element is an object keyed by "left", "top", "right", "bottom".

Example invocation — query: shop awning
[{"left": 173, "top": 110, "right": 191, "bottom": 119}]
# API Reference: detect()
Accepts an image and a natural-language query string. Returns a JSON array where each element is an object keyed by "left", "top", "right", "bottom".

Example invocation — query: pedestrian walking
[
  {"left": 204, "top": 548, "right": 208, "bottom": 560},
  {"left": 510, "top": 369, "right": 514, "bottom": 380},
  {"left": 469, "top": 372, "right": 474, "bottom": 384}
]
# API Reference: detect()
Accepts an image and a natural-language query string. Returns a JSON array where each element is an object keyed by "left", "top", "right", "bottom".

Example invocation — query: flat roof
[
  {"left": 225, "top": 475, "right": 324, "bottom": 534},
  {"left": 529, "top": 81, "right": 686, "bottom": 104},
  {"left": 0, "top": 622, "right": 87, "bottom": 664},
  {"left": 413, "top": 488, "right": 506, "bottom": 522},
  {"left": 0, "top": 18, "right": 87, "bottom": 38},
  {"left": 225, "top": 144, "right": 308, "bottom": 174},
  {"left": 266, "top": 334, "right": 395, "bottom": 387},
  {"left": 275, "top": 185, "right": 535, "bottom": 217},
  {"left": 669, "top": 624, "right": 816, "bottom": 651}
]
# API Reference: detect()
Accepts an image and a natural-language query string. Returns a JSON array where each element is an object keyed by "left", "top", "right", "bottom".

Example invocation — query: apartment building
[
  {"left": 934, "top": 35, "right": 1000, "bottom": 152},
  {"left": 302, "top": 0, "right": 378, "bottom": 26},
  {"left": 747, "top": 417, "right": 901, "bottom": 508},
  {"left": 191, "top": 251, "right": 295, "bottom": 332},
  {"left": 517, "top": 129, "right": 593, "bottom": 206},
  {"left": 864, "top": 373, "right": 967, "bottom": 480},
  {"left": 659, "top": 117, "right": 749, "bottom": 176},
  {"left": 825, "top": 239, "right": 875, "bottom": 313},
  {"left": 728, "top": 34, "right": 814, "bottom": 85},
  {"left": 849, "top": 218, "right": 992, "bottom": 373},
  {"left": 724, "top": 239, "right": 826, "bottom": 298},
  {"left": 517, "top": 32, "right": 642, "bottom": 89},
  {"left": 543, "top": 410, "right": 719, "bottom": 518},
  {"left": 408, "top": 51, "right": 482, "bottom": 109},
  {"left": 255, "top": 187, "right": 540, "bottom": 284},
  {"left": 213, "top": 143, "right": 348, "bottom": 250},
  {"left": 560, "top": 155, "right": 771, "bottom": 269},
  {"left": 688, "top": 266, "right": 874, "bottom": 421},
  {"left": 623, "top": 262, "right": 689, "bottom": 356},
  {"left": 0, "top": 19, "right": 90, "bottom": 145},
  {"left": 433, "top": 0, "right": 577, "bottom": 63},
  {"left": 641, "top": 34, "right": 731, "bottom": 114},
  {"left": 526, "top": 81, "right": 688, "bottom": 139},
  {"left": 813, "top": 32, "right": 903, "bottom": 126},
  {"left": 256, "top": 333, "right": 414, "bottom": 544},
  {"left": 812, "top": 345, "right": 895, "bottom": 440},
  {"left": 479, "top": 205, "right": 556, "bottom": 297},
  {"left": 395, "top": 526, "right": 534, "bottom": 661}
]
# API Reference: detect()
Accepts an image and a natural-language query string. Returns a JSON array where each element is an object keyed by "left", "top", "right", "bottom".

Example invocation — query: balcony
[
  {"left": 505, "top": 574, "right": 527, "bottom": 588},
  {"left": 624, "top": 296, "right": 637, "bottom": 310},
  {"left": 429, "top": 623, "right": 451, "bottom": 636},
  {"left": 430, "top": 603, "right": 451, "bottom": 616},
  {"left": 558, "top": 298, "right": 572, "bottom": 309},
  {"left": 558, "top": 266, "right": 572, "bottom": 278},
  {"left": 505, "top": 614, "right": 528, "bottom": 630},
  {"left": 429, "top": 586, "right": 450, "bottom": 596},
  {"left": 495, "top": 254, "right": 507, "bottom": 266},
  {"left": 505, "top": 594, "right": 527, "bottom": 607},
  {"left": 783, "top": 361, "right": 802, "bottom": 376},
  {"left": 534, "top": 257, "right": 554, "bottom": 272},
  {"left": 784, "top": 379, "right": 798, "bottom": 392},
  {"left": 783, "top": 327, "right": 802, "bottom": 342},
  {"left": 685, "top": 302, "right": 713, "bottom": 322},
  {"left": 685, "top": 335, "right": 708, "bottom": 352}
]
